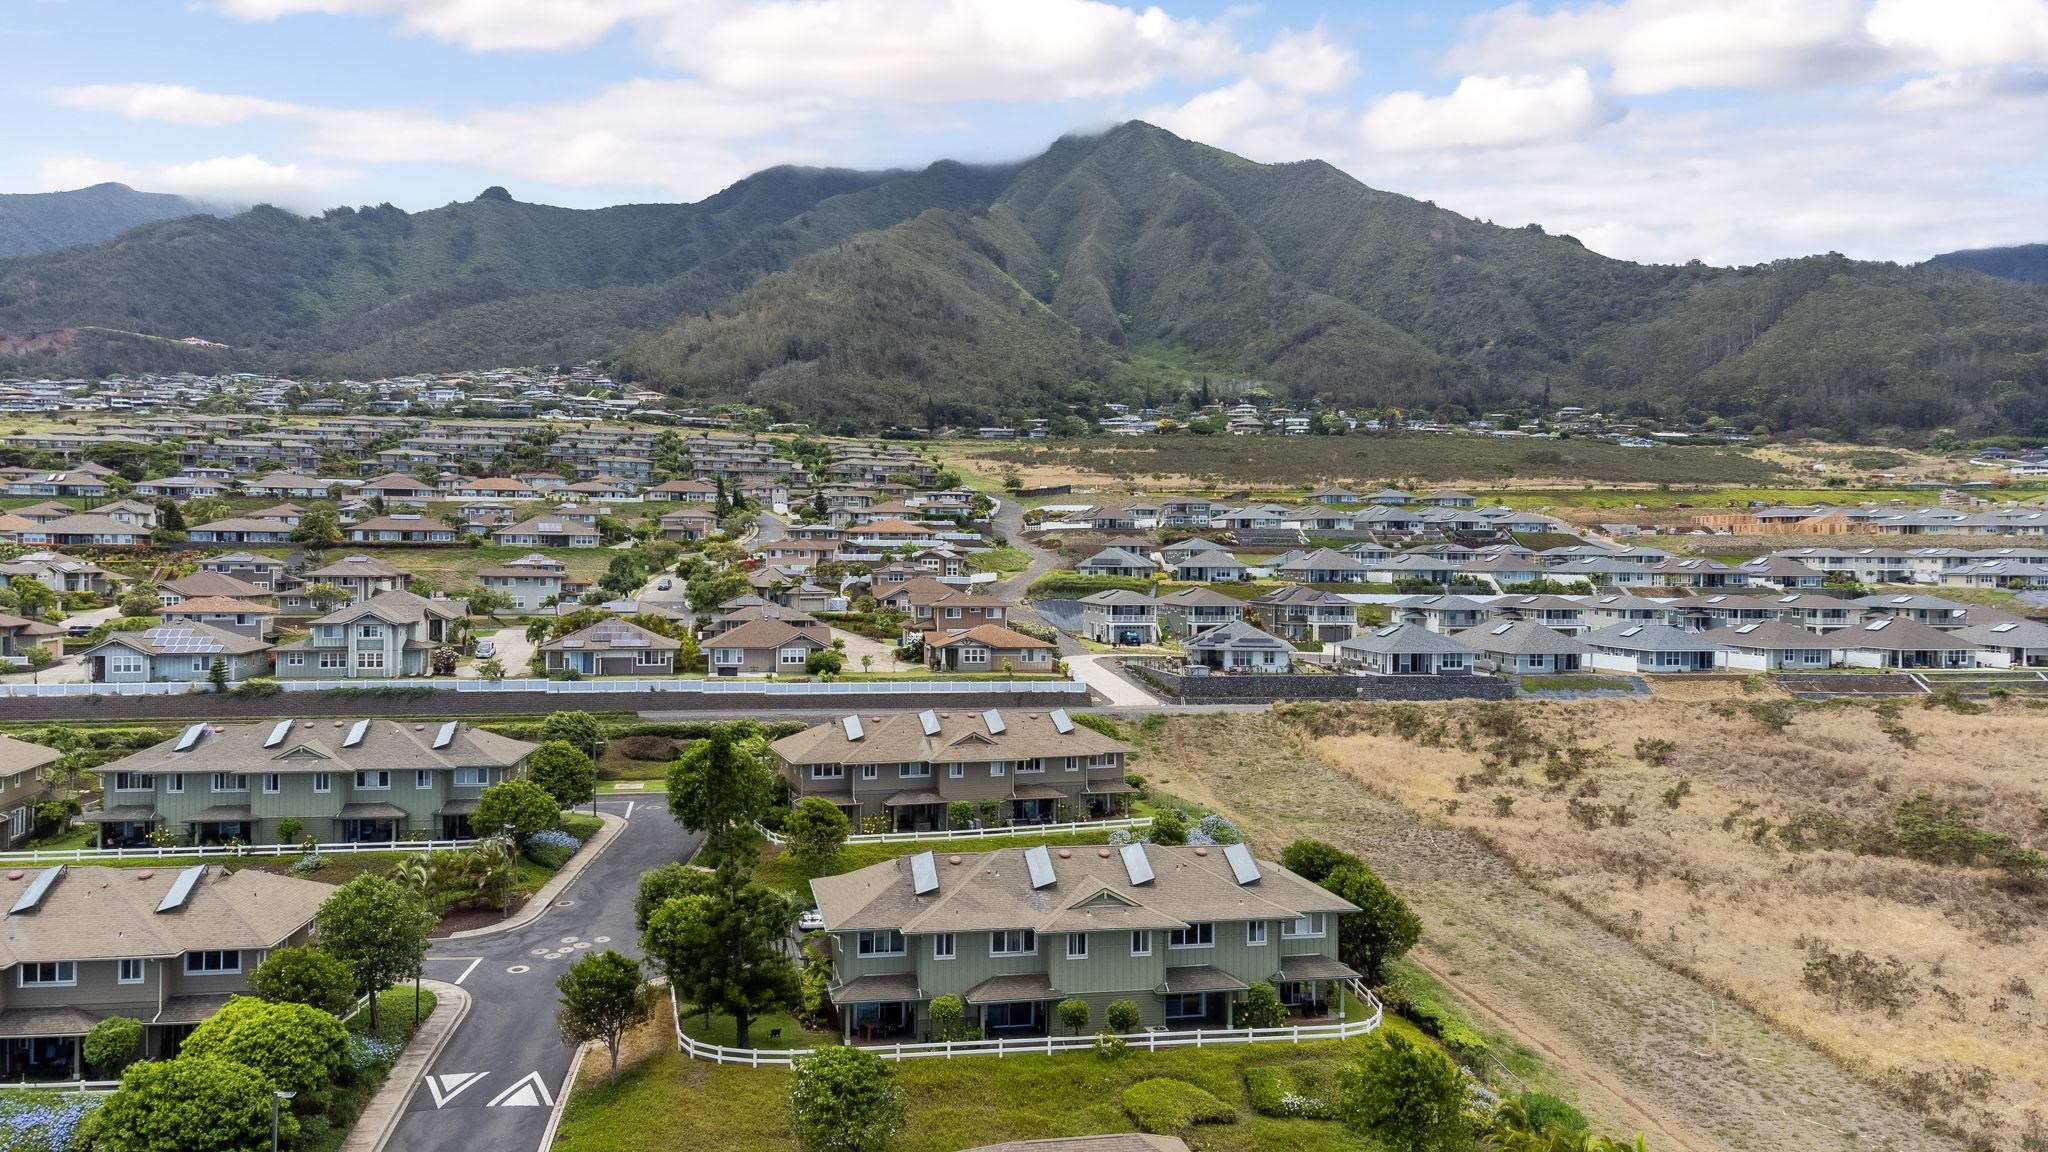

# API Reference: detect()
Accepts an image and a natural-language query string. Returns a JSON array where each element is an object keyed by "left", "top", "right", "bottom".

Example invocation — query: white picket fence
[
  {"left": 0, "top": 837, "right": 475, "bottom": 866},
  {"left": 670, "top": 982, "right": 1382, "bottom": 1067},
  {"left": 0, "top": 1080, "right": 122, "bottom": 1094},
  {"left": 0, "top": 677, "right": 1088, "bottom": 699},
  {"left": 759, "top": 816, "right": 1152, "bottom": 846}
]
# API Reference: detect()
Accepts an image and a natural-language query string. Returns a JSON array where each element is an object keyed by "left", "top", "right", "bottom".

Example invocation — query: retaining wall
[{"left": 1120, "top": 662, "right": 1513, "bottom": 703}]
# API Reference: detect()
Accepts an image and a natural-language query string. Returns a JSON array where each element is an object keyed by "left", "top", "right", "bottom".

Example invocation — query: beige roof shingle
[{"left": 0, "top": 866, "right": 327, "bottom": 966}]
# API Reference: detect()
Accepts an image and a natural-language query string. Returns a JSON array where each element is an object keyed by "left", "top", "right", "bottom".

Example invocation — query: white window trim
[
  {"left": 1066, "top": 933, "right": 1088, "bottom": 960},
  {"left": 453, "top": 767, "right": 488, "bottom": 787},
  {"left": 18, "top": 961, "right": 76, "bottom": 987},
  {"left": 989, "top": 929, "right": 1036, "bottom": 957},
  {"left": 211, "top": 774, "right": 248, "bottom": 794},
  {"left": 1282, "top": 913, "right": 1326, "bottom": 939},
  {"left": 416, "top": 770, "right": 433, "bottom": 790},
  {"left": 899, "top": 763, "right": 930, "bottom": 779},
  {"left": 989, "top": 762, "right": 1005, "bottom": 777},
  {"left": 947, "top": 763, "right": 963, "bottom": 778},
  {"left": 855, "top": 930, "right": 905, "bottom": 958},
  {"left": 1131, "top": 930, "right": 1151, "bottom": 957},
  {"left": 164, "top": 773, "right": 184, "bottom": 794},
  {"left": 117, "top": 958, "right": 146, "bottom": 985},
  {"left": 1247, "top": 920, "right": 1268, "bottom": 946},
  {"left": 932, "top": 933, "right": 956, "bottom": 960},
  {"left": 184, "top": 950, "right": 241, "bottom": 975},
  {"left": 261, "top": 774, "right": 281, "bottom": 795},
  {"left": 861, "top": 765, "right": 878, "bottom": 781},
  {"left": 810, "top": 764, "right": 844, "bottom": 780},
  {"left": 313, "top": 773, "right": 332, "bottom": 793},
  {"left": 1169, "top": 923, "right": 1215, "bottom": 949},
  {"left": 354, "top": 770, "right": 391, "bottom": 791}
]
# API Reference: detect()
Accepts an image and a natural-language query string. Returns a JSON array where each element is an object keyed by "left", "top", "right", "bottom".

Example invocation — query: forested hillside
[
  {"left": 0, "top": 183, "right": 205, "bottom": 258},
  {"left": 1926, "top": 243, "right": 2048, "bottom": 284},
  {"left": 4, "top": 123, "right": 2045, "bottom": 436}
]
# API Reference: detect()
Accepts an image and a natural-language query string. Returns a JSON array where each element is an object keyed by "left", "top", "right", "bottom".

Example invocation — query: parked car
[
  {"left": 797, "top": 909, "right": 826, "bottom": 932},
  {"left": 474, "top": 639, "right": 496, "bottom": 658},
  {"left": 67, "top": 623, "right": 94, "bottom": 637},
  {"left": 657, "top": 577, "right": 674, "bottom": 591}
]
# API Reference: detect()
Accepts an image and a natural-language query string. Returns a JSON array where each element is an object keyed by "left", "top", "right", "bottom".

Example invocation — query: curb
[
  {"left": 534, "top": 1041, "right": 594, "bottom": 1152},
  {"left": 445, "top": 810, "right": 628, "bottom": 941},
  {"left": 341, "top": 979, "right": 470, "bottom": 1152}
]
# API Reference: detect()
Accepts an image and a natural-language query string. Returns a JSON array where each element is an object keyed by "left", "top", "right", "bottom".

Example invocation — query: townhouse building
[
  {"left": 0, "top": 735, "right": 56, "bottom": 850},
  {"left": 281, "top": 556, "right": 412, "bottom": 613},
  {"left": 1247, "top": 587, "right": 1357, "bottom": 644}
]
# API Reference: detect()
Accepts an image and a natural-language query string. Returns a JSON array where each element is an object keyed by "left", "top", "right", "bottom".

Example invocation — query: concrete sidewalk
[
  {"left": 1065, "top": 653, "right": 1159, "bottom": 705},
  {"left": 341, "top": 979, "right": 471, "bottom": 1152},
  {"left": 445, "top": 809, "right": 627, "bottom": 941}
]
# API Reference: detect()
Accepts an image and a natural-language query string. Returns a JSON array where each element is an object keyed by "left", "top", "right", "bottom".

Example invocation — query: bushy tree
[
  {"left": 82, "top": 1016, "right": 142, "bottom": 1077},
  {"left": 290, "top": 505, "right": 342, "bottom": 545},
  {"left": 526, "top": 741, "right": 597, "bottom": 809},
  {"left": 461, "top": 585, "right": 509, "bottom": 617},
  {"left": 1323, "top": 862, "right": 1422, "bottom": 982},
  {"left": 1280, "top": 838, "right": 1352, "bottom": 884},
  {"left": 89, "top": 1056, "right": 289, "bottom": 1152},
  {"left": 803, "top": 649, "right": 843, "bottom": 676},
  {"left": 1106, "top": 999, "right": 1141, "bottom": 1033},
  {"left": 927, "top": 994, "right": 969, "bottom": 1041},
  {"left": 475, "top": 778, "right": 561, "bottom": 843},
  {"left": 642, "top": 860, "right": 799, "bottom": 1048},
  {"left": 556, "top": 950, "right": 652, "bottom": 1086},
  {"left": 1148, "top": 810, "right": 1188, "bottom": 846},
  {"left": 635, "top": 862, "right": 715, "bottom": 931},
  {"left": 116, "top": 590, "right": 160, "bottom": 618},
  {"left": 1341, "top": 1032, "right": 1471, "bottom": 1152},
  {"left": 180, "top": 995, "right": 348, "bottom": 1100},
  {"left": 1235, "top": 982, "right": 1286, "bottom": 1029},
  {"left": 783, "top": 796, "right": 851, "bottom": 875},
  {"left": 540, "top": 710, "right": 604, "bottom": 753},
  {"left": 667, "top": 723, "right": 779, "bottom": 856},
  {"left": 315, "top": 875, "right": 436, "bottom": 1030},
  {"left": 251, "top": 946, "right": 357, "bottom": 1016},
  {"left": 1057, "top": 997, "right": 1091, "bottom": 1036},
  {"left": 787, "top": 1046, "right": 906, "bottom": 1152}
]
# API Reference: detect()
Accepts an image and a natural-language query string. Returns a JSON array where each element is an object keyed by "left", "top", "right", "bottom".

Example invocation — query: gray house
[
  {"left": 1461, "top": 620, "right": 1589, "bottom": 674},
  {"left": 1155, "top": 587, "right": 1243, "bottom": 639},
  {"left": 1336, "top": 623, "right": 1474, "bottom": 675},
  {"left": 1583, "top": 623, "right": 1728, "bottom": 673},
  {"left": 1077, "top": 549, "right": 1154, "bottom": 578},
  {"left": 1080, "top": 591, "right": 1159, "bottom": 646},
  {"left": 82, "top": 623, "right": 272, "bottom": 684},
  {"left": 0, "top": 865, "right": 330, "bottom": 1074},
  {"left": 539, "top": 618, "right": 681, "bottom": 676},
  {"left": 811, "top": 843, "right": 1358, "bottom": 1040},
  {"left": 1184, "top": 621, "right": 1294, "bottom": 672},
  {"left": 89, "top": 719, "right": 537, "bottom": 846},
  {"left": 0, "top": 735, "right": 57, "bottom": 850},
  {"left": 274, "top": 591, "right": 461, "bottom": 680}
]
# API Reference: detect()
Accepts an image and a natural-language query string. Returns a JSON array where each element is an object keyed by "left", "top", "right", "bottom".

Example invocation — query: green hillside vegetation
[
  {"left": 0, "top": 182, "right": 206, "bottom": 258},
  {"left": 4, "top": 123, "right": 2046, "bottom": 436},
  {"left": 1924, "top": 242, "right": 2048, "bottom": 284}
]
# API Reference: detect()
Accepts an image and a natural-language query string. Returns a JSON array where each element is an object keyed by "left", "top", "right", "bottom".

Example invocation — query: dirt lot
[{"left": 1125, "top": 705, "right": 2022, "bottom": 1152}]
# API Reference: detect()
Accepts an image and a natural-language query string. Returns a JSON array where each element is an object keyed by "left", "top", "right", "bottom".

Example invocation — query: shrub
[
  {"left": 1518, "top": 1091, "right": 1588, "bottom": 1134},
  {"left": 787, "top": 1046, "right": 905, "bottom": 1152},
  {"left": 1094, "top": 1031, "right": 1128, "bottom": 1059},
  {"left": 1247, "top": 1066, "right": 1335, "bottom": 1119},
  {"left": 1189, "top": 812, "right": 1239, "bottom": 845},
  {"left": 1234, "top": 982, "right": 1286, "bottom": 1029},
  {"left": 1280, "top": 838, "right": 1353, "bottom": 883},
  {"left": 180, "top": 995, "right": 349, "bottom": 1100},
  {"left": 475, "top": 778, "right": 561, "bottom": 842},
  {"left": 83, "top": 1016, "right": 143, "bottom": 1076},
  {"left": 1106, "top": 999, "right": 1140, "bottom": 1033},
  {"left": 804, "top": 649, "right": 844, "bottom": 676},
  {"left": 229, "top": 676, "right": 281, "bottom": 698},
  {"left": 1121, "top": 1078, "right": 1237, "bottom": 1134},
  {"left": 527, "top": 741, "right": 598, "bottom": 809},
  {"left": 87, "top": 1056, "right": 287, "bottom": 1152},
  {"left": 928, "top": 994, "right": 976, "bottom": 1042},
  {"left": 1057, "top": 997, "right": 1091, "bottom": 1036},
  {"left": 250, "top": 946, "right": 357, "bottom": 1016},
  {"left": 1632, "top": 737, "right": 1675, "bottom": 765},
  {"left": 1148, "top": 810, "right": 1188, "bottom": 846},
  {"left": 523, "top": 828, "right": 581, "bottom": 869},
  {"left": 276, "top": 817, "right": 303, "bottom": 843},
  {"left": 1070, "top": 712, "right": 1123, "bottom": 739},
  {"left": 947, "top": 800, "right": 973, "bottom": 830},
  {"left": 291, "top": 853, "right": 326, "bottom": 874}
]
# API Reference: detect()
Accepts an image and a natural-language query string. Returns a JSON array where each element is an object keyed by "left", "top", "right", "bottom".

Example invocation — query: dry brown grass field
[{"left": 1161, "top": 695, "right": 2045, "bottom": 1152}]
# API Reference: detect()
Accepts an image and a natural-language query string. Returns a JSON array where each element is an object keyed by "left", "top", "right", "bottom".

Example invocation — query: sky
[{"left": 5, "top": 0, "right": 2046, "bottom": 267}]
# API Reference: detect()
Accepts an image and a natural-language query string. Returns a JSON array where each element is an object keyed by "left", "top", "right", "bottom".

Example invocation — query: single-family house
[
  {"left": 1079, "top": 591, "right": 1158, "bottom": 646},
  {"left": 273, "top": 592, "right": 460, "bottom": 680},
  {"left": 1183, "top": 621, "right": 1294, "bottom": 672},
  {"left": 1956, "top": 619, "right": 2048, "bottom": 667},
  {"left": 1077, "top": 548, "right": 1154, "bottom": 578},
  {"left": 354, "top": 473, "right": 439, "bottom": 504},
  {"left": 476, "top": 554, "right": 569, "bottom": 614},
  {"left": 281, "top": 556, "right": 412, "bottom": 612},
  {"left": 1461, "top": 620, "right": 1589, "bottom": 674},
  {"left": 158, "top": 597, "right": 276, "bottom": 641},
  {"left": 1583, "top": 623, "right": 1728, "bottom": 673},
  {"left": 707, "top": 618, "right": 832, "bottom": 676},
  {"left": 0, "top": 735, "right": 57, "bottom": 850},
  {"left": 538, "top": 618, "right": 681, "bottom": 676},
  {"left": 1247, "top": 587, "right": 1356, "bottom": 644},
  {"left": 1271, "top": 549, "right": 1369, "bottom": 584},
  {"left": 344, "top": 515, "right": 458, "bottom": 544},
  {"left": 81, "top": 623, "right": 272, "bottom": 684},
  {"left": 1837, "top": 617, "right": 1982, "bottom": 669},
  {"left": 1336, "top": 623, "right": 1475, "bottom": 675},
  {"left": 1716, "top": 622, "right": 1843, "bottom": 671},
  {"left": 925, "top": 625, "right": 1058, "bottom": 673},
  {"left": 1155, "top": 587, "right": 1244, "bottom": 639}
]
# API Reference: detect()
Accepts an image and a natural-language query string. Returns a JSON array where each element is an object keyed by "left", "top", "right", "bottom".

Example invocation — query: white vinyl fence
[
  {"left": 670, "top": 982, "right": 1382, "bottom": 1068},
  {"left": 0, "top": 677, "right": 1089, "bottom": 700},
  {"left": 758, "top": 816, "right": 1152, "bottom": 846},
  {"left": 0, "top": 837, "right": 475, "bottom": 867}
]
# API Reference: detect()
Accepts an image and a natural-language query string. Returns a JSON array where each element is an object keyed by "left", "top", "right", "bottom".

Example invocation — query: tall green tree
[
  {"left": 526, "top": 741, "right": 598, "bottom": 810},
  {"left": 89, "top": 1056, "right": 290, "bottom": 1152},
  {"left": 635, "top": 862, "right": 716, "bottom": 931},
  {"left": 475, "top": 778, "right": 561, "bottom": 843},
  {"left": 250, "top": 946, "right": 357, "bottom": 1016},
  {"left": 666, "top": 723, "right": 780, "bottom": 855},
  {"left": 642, "top": 859, "right": 800, "bottom": 1048},
  {"left": 1341, "top": 1032, "right": 1471, "bottom": 1152},
  {"left": 1322, "top": 861, "right": 1423, "bottom": 982},
  {"left": 180, "top": 995, "right": 349, "bottom": 1102},
  {"left": 556, "top": 950, "right": 653, "bottom": 1086},
  {"left": 783, "top": 796, "right": 851, "bottom": 875},
  {"left": 314, "top": 875, "right": 436, "bottom": 1030},
  {"left": 290, "top": 504, "right": 343, "bottom": 545},
  {"left": 787, "top": 1046, "right": 905, "bottom": 1152},
  {"left": 540, "top": 710, "right": 604, "bottom": 753}
]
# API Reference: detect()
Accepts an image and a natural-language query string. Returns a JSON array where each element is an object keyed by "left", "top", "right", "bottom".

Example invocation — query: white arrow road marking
[
  {"left": 624, "top": 800, "right": 635, "bottom": 820},
  {"left": 487, "top": 1071, "right": 556, "bottom": 1108},
  {"left": 424, "top": 1072, "right": 487, "bottom": 1107}
]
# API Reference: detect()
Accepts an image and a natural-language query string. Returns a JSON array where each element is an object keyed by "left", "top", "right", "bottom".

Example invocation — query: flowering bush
[
  {"left": 346, "top": 1034, "right": 403, "bottom": 1072},
  {"left": 291, "top": 853, "right": 326, "bottom": 874},
  {"left": 0, "top": 1093, "right": 101, "bottom": 1152},
  {"left": 522, "top": 828, "right": 580, "bottom": 869},
  {"left": 1189, "top": 813, "right": 1240, "bottom": 846},
  {"left": 1107, "top": 829, "right": 1136, "bottom": 847},
  {"left": 1277, "top": 1091, "right": 1333, "bottom": 1119}
]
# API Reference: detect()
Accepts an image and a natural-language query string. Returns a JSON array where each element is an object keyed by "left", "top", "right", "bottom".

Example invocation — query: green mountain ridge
[
  {"left": 1925, "top": 243, "right": 2048, "bottom": 285},
  {"left": 3, "top": 122, "right": 2045, "bottom": 436},
  {"left": 0, "top": 182, "right": 209, "bottom": 259}
]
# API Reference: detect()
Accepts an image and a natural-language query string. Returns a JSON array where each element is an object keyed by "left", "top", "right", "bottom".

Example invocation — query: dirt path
[{"left": 1135, "top": 713, "right": 1960, "bottom": 1152}]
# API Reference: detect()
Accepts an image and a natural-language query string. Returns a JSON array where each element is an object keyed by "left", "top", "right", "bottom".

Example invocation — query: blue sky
[{"left": 7, "top": 0, "right": 2047, "bottom": 266}]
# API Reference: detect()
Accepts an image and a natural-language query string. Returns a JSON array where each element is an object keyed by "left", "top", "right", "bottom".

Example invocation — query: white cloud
[
  {"left": 1453, "top": 0, "right": 1880, "bottom": 94},
  {"left": 1360, "top": 68, "right": 1613, "bottom": 151},
  {"left": 1867, "top": 0, "right": 2048, "bottom": 70},
  {"left": 36, "top": 152, "right": 356, "bottom": 205},
  {"left": 51, "top": 83, "right": 304, "bottom": 126},
  {"left": 1881, "top": 67, "right": 2048, "bottom": 109},
  {"left": 1247, "top": 25, "right": 1357, "bottom": 94},
  {"left": 211, "top": 0, "right": 685, "bottom": 52}
]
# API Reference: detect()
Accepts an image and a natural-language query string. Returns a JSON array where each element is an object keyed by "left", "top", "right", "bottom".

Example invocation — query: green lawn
[
  {"left": 555, "top": 1016, "right": 1437, "bottom": 1152},
  {"left": 971, "top": 545, "right": 1033, "bottom": 575},
  {"left": 757, "top": 830, "right": 1120, "bottom": 898},
  {"left": 677, "top": 1007, "right": 822, "bottom": 1052}
]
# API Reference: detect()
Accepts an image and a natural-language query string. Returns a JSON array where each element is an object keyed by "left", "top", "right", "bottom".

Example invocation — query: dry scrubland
[
  {"left": 1239, "top": 696, "right": 2047, "bottom": 1152},
  {"left": 1129, "top": 708, "right": 2014, "bottom": 1152}
]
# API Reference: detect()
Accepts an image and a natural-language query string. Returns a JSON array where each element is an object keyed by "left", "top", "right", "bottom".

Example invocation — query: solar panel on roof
[
  {"left": 1049, "top": 709, "right": 1074, "bottom": 734},
  {"left": 156, "top": 864, "right": 205, "bottom": 913},
  {"left": 917, "top": 709, "right": 941, "bottom": 736},
  {"left": 1619, "top": 626, "right": 1643, "bottom": 637},
  {"left": 1119, "top": 842, "right": 1154, "bottom": 886},
  {"left": 842, "top": 715, "right": 866, "bottom": 742},
  {"left": 1779, "top": 595, "right": 1798, "bottom": 603},
  {"left": 909, "top": 851, "right": 939, "bottom": 896},
  {"left": 1992, "top": 622, "right": 2019, "bottom": 633},
  {"left": 433, "top": 721, "right": 458, "bottom": 750},
  {"left": 1222, "top": 842, "right": 1260, "bottom": 885},
  {"left": 1735, "top": 624, "right": 1760, "bottom": 634},
  {"left": 9, "top": 865, "right": 64, "bottom": 914},
  {"left": 983, "top": 710, "right": 1006, "bottom": 735},
  {"left": 173, "top": 722, "right": 208, "bottom": 753},
  {"left": 1024, "top": 845, "right": 1057, "bottom": 890},
  {"left": 264, "top": 719, "right": 292, "bottom": 748},
  {"left": 1892, "top": 595, "right": 1912, "bottom": 604},
  {"left": 1865, "top": 618, "right": 1892, "bottom": 631},
  {"left": 343, "top": 720, "right": 369, "bottom": 748},
  {"left": 1490, "top": 622, "right": 1514, "bottom": 635}
]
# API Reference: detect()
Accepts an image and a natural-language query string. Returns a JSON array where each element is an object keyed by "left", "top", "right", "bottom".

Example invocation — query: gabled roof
[
  {"left": 83, "top": 621, "right": 270, "bottom": 658},
  {"left": 159, "top": 572, "right": 271, "bottom": 600},
  {"left": 160, "top": 596, "right": 278, "bottom": 616},
  {"left": 0, "top": 866, "right": 327, "bottom": 966},
  {"left": 0, "top": 734, "right": 60, "bottom": 778},
  {"left": 306, "top": 590, "right": 460, "bottom": 627},
  {"left": 773, "top": 709, "right": 1124, "bottom": 767},
  {"left": 708, "top": 618, "right": 831, "bottom": 649},
  {"left": 1583, "top": 622, "right": 1730, "bottom": 652},
  {"left": 93, "top": 719, "right": 534, "bottom": 779},
  {"left": 1184, "top": 620, "right": 1292, "bottom": 653},
  {"left": 538, "top": 618, "right": 680, "bottom": 653},
  {"left": 303, "top": 555, "right": 406, "bottom": 579},
  {"left": 926, "top": 624, "right": 1057, "bottom": 650}
]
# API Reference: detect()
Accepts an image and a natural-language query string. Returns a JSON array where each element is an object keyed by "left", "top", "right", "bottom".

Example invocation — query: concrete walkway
[
  {"left": 445, "top": 809, "right": 626, "bottom": 941},
  {"left": 1065, "top": 653, "right": 1159, "bottom": 706},
  {"left": 341, "top": 979, "right": 471, "bottom": 1152}
]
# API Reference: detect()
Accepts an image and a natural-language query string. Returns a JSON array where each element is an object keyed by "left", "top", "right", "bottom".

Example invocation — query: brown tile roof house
[
  {"left": 0, "top": 864, "right": 331, "bottom": 1065},
  {"left": 926, "top": 624, "right": 1058, "bottom": 672},
  {"left": 538, "top": 618, "right": 681, "bottom": 676},
  {"left": 157, "top": 571, "right": 274, "bottom": 605},
  {"left": 158, "top": 596, "right": 278, "bottom": 639},
  {"left": 706, "top": 618, "right": 831, "bottom": 675}
]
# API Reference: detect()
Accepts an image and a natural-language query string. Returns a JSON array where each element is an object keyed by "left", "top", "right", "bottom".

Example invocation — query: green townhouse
[
  {"left": 88, "top": 719, "right": 537, "bottom": 847},
  {"left": 810, "top": 842, "right": 1359, "bottom": 1043}
]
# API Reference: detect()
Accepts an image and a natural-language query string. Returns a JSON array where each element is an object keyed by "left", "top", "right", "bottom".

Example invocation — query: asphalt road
[{"left": 391, "top": 796, "right": 702, "bottom": 1152}]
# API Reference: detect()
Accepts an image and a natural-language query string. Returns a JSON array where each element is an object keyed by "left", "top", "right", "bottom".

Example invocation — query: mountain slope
[
  {"left": 0, "top": 183, "right": 207, "bottom": 258},
  {"left": 1925, "top": 243, "right": 2048, "bottom": 284}
]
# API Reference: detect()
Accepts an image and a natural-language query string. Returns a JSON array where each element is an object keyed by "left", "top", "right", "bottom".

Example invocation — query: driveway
[
  {"left": 0, "top": 654, "right": 88, "bottom": 685},
  {"left": 392, "top": 796, "right": 702, "bottom": 1152},
  {"left": 830, "top": 629, "right": 906, "bottom": 675},
  {"left": 457, "top": 624, "right": 535, "bottom": 678},
  {"left": 1064, "top": 653, "right": 1159, "bottom": 706}
]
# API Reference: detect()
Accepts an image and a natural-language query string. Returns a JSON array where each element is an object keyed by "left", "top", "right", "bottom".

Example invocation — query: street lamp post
[
  {"left": 500, "top": 823, "right": 516, "bottom": 920},
  {"left": 271, "top": 1089, "right": 296, "bottom": 1152}
]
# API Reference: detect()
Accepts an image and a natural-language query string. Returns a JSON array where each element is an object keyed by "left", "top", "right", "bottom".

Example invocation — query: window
[
  {"left": 108, "top": 652, "right": 145, "bottom": 676},
  {"left": 314, "top": 773, "right": 331, "bottom": 793},
  {"left": 357, "top": 651, "right": 385, "bottom": 670},
  {"left": 1131, "top": 931, "right": 1151, "bottom": 957},
  {"left": 416, "top": 770, "right": 433, "bottom": 790},
  {"left": 18, "top": 962, "right": 75, "bottom": 987},
  {"left": 211, "top": 774, "right": 247, "bottom": 793},
  {"left": 945, "top": 607, "right": 961, "bottom": 619},
  {"left": 286, "top": 653, "right": 305, "bottom": 667},
  {"left": 1164, "top": 992, "right": 1208, "bottom": 1019},
  {"left": 989, "top": 761, "right": 1005, "bottom": 777},
  {"left": 636, "top": 650, "right": 669, "bottom": 667},
  {"left": 184, "top": 951, "right": 240, "bottom": 975},
  {"left": 1247, "top": 920, "right": 1268, "bottom": 946},
  {"left": 932, "top": 933, "right": 956, "bottom": 960},
  {"left": 354, "top": 770, "right": 391, "bottom": 790},
  {"left": 262, "top": 774, "right": 281, "bottom": 794},
  {"left": 318, "top": 651, "right": 347, "bottom": 669},
  {"left": 357, "top": 623, "right": 383, "bottom": 639},
  {"left": 989, "top": 929, "right": 1035, "bottom": 956},
  {"left": 1066, "top": 933, "right": 1089, "bottom": 959},
  {"left": 947, "top": 763, "right": 963, "bottom": 778},
  {"left": 860, "top": 764, "right": 878, "bottom": 781},
  {"left": 713, "top": 648, "right": 742, "bottom": 665},
  {"left": 1169, "top": 923, "right": 1215, "bottom": 949},
  {"left": 1015, "top": 758, "right": 1042, "bottom": 775},
  {"left": 1088, "top": 754, "right": 1117, "bottom": 768},
  {"left": 959, "top": 647, "right": 989, "bottom": 664},
  {"left": 855, "top": 930, "right": 905, "bottom": 957},
  {"left": 1284, "top": 913, "right": 1326, "bottom": 939},
  {"left": 118, "top": 959, "right": 145, "bottom": 984},
  {"left": 164, "top": 773, "right": 184, "bottom": 794},
  {"left": 810, "top": 764, "right": 844, "bottom": 780},
  {"left": 988, "top": 607, "right": 1003, "bottom": 619},
  {"left": 778, "top": 647, "right": 808, "bottom": 666},
  {"left": 190, "top": 657, "right": 208, "bottom": 674},
  {"left": 898, "top": 762, "right": 930, "bottom": 779},
  {"left": 453, "top": 767, "right": 487, "bottom": 787}
]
